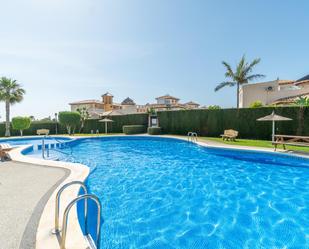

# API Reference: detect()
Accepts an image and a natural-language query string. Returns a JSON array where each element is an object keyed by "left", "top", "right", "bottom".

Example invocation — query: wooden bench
[
  {"left": 220, "top": 129, "right": 238, "bottom": 141},
  {"left": 273, "top": 135, "right": 309, "bottom": 151},
  {"left": 36, "top": 129, "right": 50, "bottom": 135}
]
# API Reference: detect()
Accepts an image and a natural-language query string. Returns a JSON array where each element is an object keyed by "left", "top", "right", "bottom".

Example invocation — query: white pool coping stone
[
  {"left": 7, "top": 134, "right": 309, "bottom": 249},
  {"left": 9, "top": 144, "right": 91, "bottom": 249}
]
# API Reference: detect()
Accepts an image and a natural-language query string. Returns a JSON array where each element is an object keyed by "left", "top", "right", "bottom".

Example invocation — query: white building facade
[{"left": 239, "top": 77, "right": 309, "bottom": 107}]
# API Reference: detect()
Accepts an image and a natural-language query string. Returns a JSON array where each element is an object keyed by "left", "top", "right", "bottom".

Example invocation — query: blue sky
[{"left": 0, "top": 0, "right": 308, "bottom": 119}]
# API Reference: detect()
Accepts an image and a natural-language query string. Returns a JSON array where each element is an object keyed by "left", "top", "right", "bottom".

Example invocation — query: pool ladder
[
  {"left": 42, "top": 136, "right": 49, "bottom": 159},
  {"left": 187, "top": 132, "right": 198, "bottom": 143},
  {"left": 52, "top": 181, "right": 102, "bottom": 249},
  {"left": 41, "top": 136, "right": 71, "bottom": 160}
]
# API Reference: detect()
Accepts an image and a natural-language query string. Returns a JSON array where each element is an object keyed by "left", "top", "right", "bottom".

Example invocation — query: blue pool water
[
  {"left": 25, "top": 137, "right": 309, "bottom": 248},
  {"left": 0, "top": 136, "right": 70, "bottom": 147}
]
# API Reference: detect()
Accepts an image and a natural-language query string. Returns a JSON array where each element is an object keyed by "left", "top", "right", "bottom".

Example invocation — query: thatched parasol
[
  {"left": 257, "top": 111, "right": 292, "bottom": 142},
  {"left": 99, "top": 118, "right": 114, "bottom": 134}
]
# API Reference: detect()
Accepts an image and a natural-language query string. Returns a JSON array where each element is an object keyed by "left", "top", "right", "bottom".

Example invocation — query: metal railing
[
  {"left": 52, "top": 181, "right": 102, "bottom": 249},
  {"left": 187, "top": 132, "right": 198, "bottom": 142},
  {"left": 52, "top": 181, "right": 88, "bottom": 235},
  {"left": 41, "top": 136, "right": 72, "bottom": 159},
  {"left": 42, "top": 135, "right": 49, "bottom": 158},
  {"left": 60, "top": 194, "right": 101, "bottom": 249}
]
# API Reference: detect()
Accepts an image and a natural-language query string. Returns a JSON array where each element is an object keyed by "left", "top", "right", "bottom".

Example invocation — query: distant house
[
  {"left": 138, "top": 94, "right": 200, "bottom": 112},
  {"left": 69, "top": 99, "right": 104, "bottom": 118},
  {"left": 69, "top": 92, "right": 200, "bottom": 117},
  {"left": 69, "top": 92, "right": 138, "bottom": 118},
  {"left": 156, "top": 94, "right": 180, "bottom": 105},
  {"left": 184, "top": 101, "right": 200, "bottom": 109},
  {"left": 239, "top": 75, "right": 309, "bottom": 107}
]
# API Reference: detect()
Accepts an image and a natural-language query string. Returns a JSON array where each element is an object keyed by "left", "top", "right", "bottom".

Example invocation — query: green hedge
[
  {"left": 123, "top": 125, "right": 147, "bottom": 135},
  {"left": 0, "top": 121, "right": 66, "bottom": 137},
  {"left": 83, "top": 113, "right": 148, "bottom": 134},
  {"left": 157, "top": 107, "right": 309, "bottom": 140},
  {"left": 148, "top": 127, "right": 161, "bottom": 135},
  {"left": 0, "top": 107, "right": 307, "bottom": 140}
]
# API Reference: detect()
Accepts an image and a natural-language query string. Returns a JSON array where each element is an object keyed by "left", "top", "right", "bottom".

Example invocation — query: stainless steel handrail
[
  {"left": 52, "top": 181, "right": 88, "bottom": 235},
  {"left": 187, "top": 132, "right": 198, "bottom": 142},
  {"left": 60, "top": 194, "right": 102, "bottom": 249}
]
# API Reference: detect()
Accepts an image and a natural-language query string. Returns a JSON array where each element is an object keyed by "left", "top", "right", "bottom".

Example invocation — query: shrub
[
  {"left": 147, "top": 127, "right": 161, "bottom": 135},
  {"left": 208, "top": 105, "right": 221, "bottom": 110},
  {"left": 58, "top": 111, "right": 81, "bottom": 134},
  {"left": 12, "top": 116, "right": 31, "bottom": 136},
  {"left": 123, "top": 125, "right": 147, "bottom": 135},
  {"left": 250, "top": 100, "right": 264, "bottom": 108}
]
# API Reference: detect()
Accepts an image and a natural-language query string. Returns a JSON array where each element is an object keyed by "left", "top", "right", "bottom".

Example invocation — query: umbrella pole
[
  {"left": 105, "top": 122, "right": 107, "bottom": 134},
  {"left": 272, "top": 120, "right": 275, "bottom": 142}
]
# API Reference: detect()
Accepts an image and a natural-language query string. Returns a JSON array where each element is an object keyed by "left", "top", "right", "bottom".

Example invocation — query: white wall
[{"left": 240, "top": 80, "right": 309, "bottom": 107}]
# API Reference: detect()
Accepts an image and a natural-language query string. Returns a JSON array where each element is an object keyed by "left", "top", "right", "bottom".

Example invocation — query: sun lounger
[
  {"left": 0, "top": 143, "right": 12, "bottom": 161},
  {"left": 220, "top": 129, "right": 238, "bottom": 141}
]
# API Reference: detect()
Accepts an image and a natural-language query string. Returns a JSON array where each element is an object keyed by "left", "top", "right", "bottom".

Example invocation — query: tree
[
  {"left": 249, "top": 100, "right": 264, "bottom": 108},
  {"left": 215, "top": 55, "right": 265, "bottom": 108},
  {"left": 77, "top": 107, "right": 90, "bottom": 133},
  {"left": 208, "top": 105, "right": 221, "bottom": 110},
  {"left": 12, "top": 116, "right": 31, "bottom": 136},
  {"left": 58, "top": 111, "right": 81, "bottom": 135},
  {"left": 0, "top": 77, "right": 26, "bottom": 136},
  {"left": 294, "top": 96, "right": 309, "bottom": 106}
]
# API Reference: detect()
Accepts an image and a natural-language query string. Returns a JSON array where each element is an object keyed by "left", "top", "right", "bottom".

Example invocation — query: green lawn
[{"left": 199, "top": 137, "right": 309, "bottom": 153}]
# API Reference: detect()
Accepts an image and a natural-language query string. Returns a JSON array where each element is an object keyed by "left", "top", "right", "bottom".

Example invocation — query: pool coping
[
  {"left": 6, "top": 134, "right": 309, "bottom": 249},
  {"left": 8, "top": 144, "right": 91, "bottom": 249}
]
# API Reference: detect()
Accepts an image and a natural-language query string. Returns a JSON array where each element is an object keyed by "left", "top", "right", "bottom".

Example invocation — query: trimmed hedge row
[
  {"left": 83, "top": 113, "right": 148, "bottom": 134},
  {"left": 148, "top": 127, "right": 161, "bottom": 135},
  {"left": 157, "top": 107, "right": 309, "bottom": 140},
  {"left": 0, "top": 121, "right": 66, "bottom": 137},
  {"left": 123, "top": 125, "right": 147, "bottom": 135},
  {"left": 0, "top": 107, "right": 307, "bottom": 140}
]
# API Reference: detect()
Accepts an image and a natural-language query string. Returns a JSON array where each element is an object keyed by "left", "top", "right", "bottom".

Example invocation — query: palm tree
[
  {"left": 294, "top": 96, "right": 309, "bottom": 106},
  {"left": 215, "top": 55, "right": 265, "bottom": 108},
  {"left": 0, "top": 77, "right": 26, "bottom": 136}
]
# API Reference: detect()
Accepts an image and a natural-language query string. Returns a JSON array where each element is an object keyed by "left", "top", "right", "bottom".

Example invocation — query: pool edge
[{"left": 9, "top": 145, "right": 91, "bottom": 249}]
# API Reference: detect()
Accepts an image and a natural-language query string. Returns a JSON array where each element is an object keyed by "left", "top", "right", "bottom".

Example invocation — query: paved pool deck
[{"left": 0, "top": 161, "right": 69, "bottom": 249}]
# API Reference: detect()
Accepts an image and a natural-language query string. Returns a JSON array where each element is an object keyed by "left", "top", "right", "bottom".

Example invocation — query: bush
[
  {"left": 123, "top": 125, "right": 147, "bottom": 135},
  {"left": 58, "top": 111, "right": 81, "bottom": 134},
  {"left": 12, "top": 116, "right": 31, "bottom": 136},
  {"left": 208, "top": 105, "right": 221, "bottom": 110},
  {"left": 249, "top": 100, "right": 264, "bottom": 108},
  {"left": 148, "top": 127, "right": 161, "bottom": 135}
]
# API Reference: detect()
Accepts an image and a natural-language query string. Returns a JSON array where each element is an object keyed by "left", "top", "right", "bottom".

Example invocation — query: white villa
[
  {"left": 69, "top": 93, "right": 138, "bottom": 118},
  {"left": 239, "top": 75, "right": 309, "bottom": 107}
]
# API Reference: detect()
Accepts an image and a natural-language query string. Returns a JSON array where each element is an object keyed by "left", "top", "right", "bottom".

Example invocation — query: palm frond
[
  {"left": 246, "top": 74, "right": 265, "bottom": 82},
  {"left": 222, "top": 61, "right": 234, "bottom": 79},
  {"left": 236, "top": 55, "right": 246, "bottom": 77},
  {"left": 0, "top": 77, "right": 25, "bottom": 103},
  {"left": 243, "top": 58, "right": 261, "bottom": 76},
  {"left": 214, "top": 81, "right": 236, "bottom": 91}
]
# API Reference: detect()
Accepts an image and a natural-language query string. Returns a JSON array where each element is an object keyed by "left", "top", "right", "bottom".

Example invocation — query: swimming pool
[
  {"left": 0, "top": 136, "right": 71, "bottom": 147},
  {"left": 25, "top": 136, "right": 309, "bottom": 248}
]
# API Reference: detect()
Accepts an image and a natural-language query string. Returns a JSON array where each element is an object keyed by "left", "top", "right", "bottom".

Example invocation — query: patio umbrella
[
  {"left": 99, "top": 118, "right": 114, "bottom": 134},
  {"left": 257, "top": 111, "right": 292, "bottom": 142}
]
